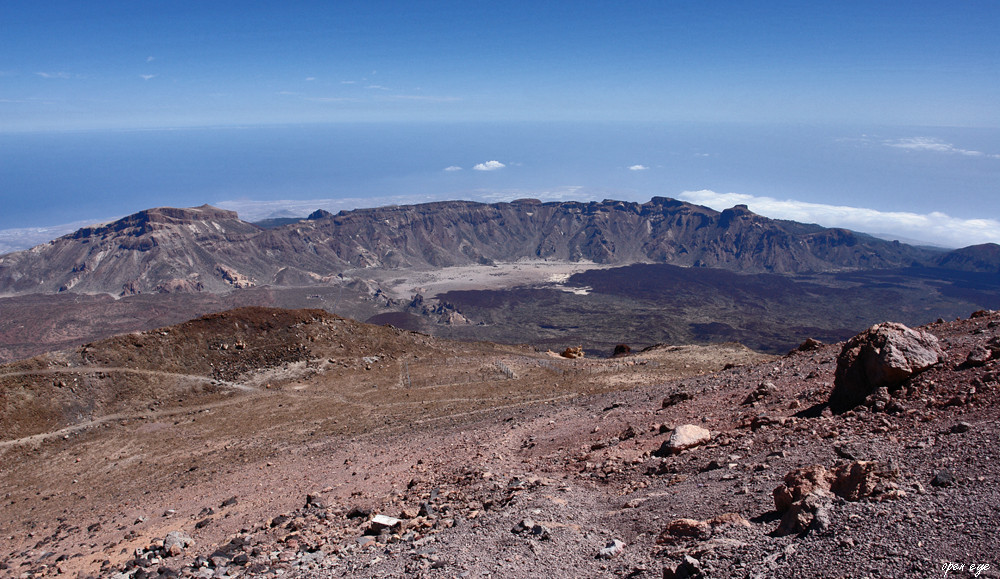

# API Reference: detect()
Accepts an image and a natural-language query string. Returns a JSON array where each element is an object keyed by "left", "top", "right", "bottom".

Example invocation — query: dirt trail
[{"left": 0, "top": 366, "right": 256, "bottom": 391}]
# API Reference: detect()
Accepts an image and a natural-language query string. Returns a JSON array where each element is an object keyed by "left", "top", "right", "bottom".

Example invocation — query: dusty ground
[
  {"left": 356, "top": 259, "right": 618, "bottom": 301},
  {"left": 1, "top": 307, "right": 999, "bottom": 579}
]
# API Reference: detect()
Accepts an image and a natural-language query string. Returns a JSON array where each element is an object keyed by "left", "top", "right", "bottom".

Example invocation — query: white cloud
[
  {"left": 628, "top": 164, "right": 649, "bottom": 171},
  {"left": 146, "top": 56, "right": 155, "bottom": 62},
  {"left": 473, "top": 160, "right": 505, "bottom": 171},
  {"left": 0, "top": 218, "right": 117, "bottom": 254},
  {"left": 35, "top": 71, "right": 76, "bottom": 79},
  {"left": 305, "top": 76, "right": 316, "bottom": 81},
  {"left": 214, "top": 189, "right": 605, "bottom": 225},
  {"left": 214, "top": 195, "right": 445, "bottom": 222},
  {"left": 678, "top": 190, "right": 1000, "bottom": 249},
  {"left": 473, "top": 186, "right": 587, "bottom": 204},
  {"left": 140, "top": 74, "right": 156, "bottom": 81},
  {"left": 390, "top": 94, "right": 462, "bottom": 103},
  {"left": 884, "top": 137, "right": 1000, "bottom": 159},
  {"left": 444, "top": 166, "right": 463, "bottom": 172},
  {"left": 304, "top": 97, "right": 359, "bottom": 103}
]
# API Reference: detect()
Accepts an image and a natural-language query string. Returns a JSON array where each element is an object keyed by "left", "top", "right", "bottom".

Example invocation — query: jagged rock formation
[
  {"left": 828, "top": 322, "right": 945, "bottom": 413},
  {"left": 254, "top": 198, "right": 934, "bottom": 274},
  {"left": 0, "top": 198, "right": 956, "bottom": 296}
]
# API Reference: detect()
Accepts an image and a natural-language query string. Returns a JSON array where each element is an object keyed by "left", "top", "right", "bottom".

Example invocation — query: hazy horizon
[{"left": 2, "top": 3, "right": 998, "bottom": 252}]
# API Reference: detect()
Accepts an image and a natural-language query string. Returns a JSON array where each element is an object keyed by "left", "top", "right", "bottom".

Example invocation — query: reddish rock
[
  {"left": 776, "top": 492, "right": 832, "bottom": 536},
  {"left": 830, "top": 460, "right": 898, "bottom": 501},
  {"left": 657, "top": 518, "right": 712, "bottom": 544},
  {"left": 796, "top": 338, "right": 825, "bottom": 352},
  {"left": 773, "top": 465, "right": 833, "bottom": 512},
  {"left": 657, "top": 513, "right": 751, "bottom": 545}
]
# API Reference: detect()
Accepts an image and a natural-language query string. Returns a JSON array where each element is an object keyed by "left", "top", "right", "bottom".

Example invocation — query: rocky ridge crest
[{"left": 0, "top": 198, "right": 963, "bottom": 296}]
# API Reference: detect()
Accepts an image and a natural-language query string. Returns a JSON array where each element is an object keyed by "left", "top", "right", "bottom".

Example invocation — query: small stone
[
  {"left": 966, "top": 345, "right": 992, "bottom": 367},
  {"left": 662, "top": 392, "right": 693, "bottom": 408},
  {"left": 663, "top": 555, "right": 702, "bottom": 579},
  {"left": 305, "top": 494, "right": 326, "bottom": 509},
  {"left": 776, "top": 492, "right": 832, "bottom": 536},
  {"left": 796, "top": 338, "right": 824, "bottom": 352},
  {"left": 269, "top": 514, "right": 290, "bottom": 528},
  {"left": 598, "top": 539, "right": 625, "bottom": 559},
  {"left": 931, "top": 469, "right": 955, "bottom": 487},
  {"left": 512, "top": 519, "right": 551, "bottom": 540},
  {"left": 346, "top": 507, "right": 371, "bottom": 519},
  {"left": 949, "top": 422, "right": 971, "bottom": 434},
  {"left": 369, "top": 514, "right": 402, "bottom": 533},
  {"left": 419, "top": 502, "right": 436, "bottom": 517},
  {"left": 701, "top": 459, "right": 724, "bottom": 472},
  {"left": 163, "top": 531, "right": 194, "bottom": 557},
  {"left": 657, "top": 518, "right": 711, "bottom": 544}
]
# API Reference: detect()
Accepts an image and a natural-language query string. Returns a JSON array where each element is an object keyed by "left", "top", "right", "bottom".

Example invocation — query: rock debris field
[{"left": 1, "top": 307, "right": 999, "bottom": 578}]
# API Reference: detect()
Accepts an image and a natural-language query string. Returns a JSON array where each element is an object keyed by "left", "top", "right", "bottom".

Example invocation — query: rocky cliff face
[
  {"left": 0, "top": 198, "right": 950, "bottom": 296},
  {"left": 248, "top": 197, "right": 934, "bottom": 274},
  {"left": 0, "top": 205, "right": 263, "bottom": 295}
]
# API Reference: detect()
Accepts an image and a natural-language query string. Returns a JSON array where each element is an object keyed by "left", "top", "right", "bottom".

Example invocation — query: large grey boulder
[
  {"left": 829, "top": 322, "right": 944, "bottom": 413},
  {"left": 655, "top": 424, "right": 712, "bottom": 456},
  {"left": 163, "top": 530, "right": 195, "bottom": 556}
]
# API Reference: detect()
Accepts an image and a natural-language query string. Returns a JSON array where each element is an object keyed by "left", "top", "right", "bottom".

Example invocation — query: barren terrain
[
  {"left": 2, "top": 200, "right": 998, "bottom": 365},
  {"left": 2, "top": 307, "right": 999, "bottom": 578},
  {"left": 360, "top": 259, "right": 616, "bottom": 301}
]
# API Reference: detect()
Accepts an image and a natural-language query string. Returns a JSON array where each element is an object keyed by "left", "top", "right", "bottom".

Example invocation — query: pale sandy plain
[{"left": 355, "top": 259, "right": 620, "bottom": 300}]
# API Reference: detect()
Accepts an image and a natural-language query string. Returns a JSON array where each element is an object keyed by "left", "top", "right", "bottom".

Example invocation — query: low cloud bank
[
  {"left": 678, "top": 190, "right": 1000, "bottom": 249},
  {"left": 0, "top": 219, "right": 112, "bottom": 255},
  {"left": 883, "top": 137, "right": 1000, "bottom": 159}
]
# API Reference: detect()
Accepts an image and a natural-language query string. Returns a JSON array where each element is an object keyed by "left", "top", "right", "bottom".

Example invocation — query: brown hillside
[{"left": 2, "top": 308, "right": 998, "bottom": 577}]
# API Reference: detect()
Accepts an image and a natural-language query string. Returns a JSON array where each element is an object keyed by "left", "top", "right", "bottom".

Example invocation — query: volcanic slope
[
  {"left": 0, "top": 306, "right": 769, "bottom": 577},
  {"left": 3, "top": 307, "right": 1000, "bottom": 578}
]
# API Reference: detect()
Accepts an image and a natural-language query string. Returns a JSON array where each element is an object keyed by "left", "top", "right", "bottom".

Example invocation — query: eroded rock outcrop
[
  {"left": 773, "top": 461, "right": 900, "bottom": 535},
  {"left": 561, "top": 346, "right": 584, "bottom": 359},
  {"left": 828, "top": 322, "right": 944, "bottom": 413}
]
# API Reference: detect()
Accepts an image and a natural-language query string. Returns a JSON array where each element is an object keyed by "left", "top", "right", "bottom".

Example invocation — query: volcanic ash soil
[{"left": 2, "top": 308, "right": 999, "bottom": 578}]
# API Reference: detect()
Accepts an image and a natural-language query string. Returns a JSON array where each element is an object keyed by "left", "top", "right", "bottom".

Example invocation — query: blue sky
[
  {"left": 3, "top": 1, "right": 999, "bottom": 130},
  {"left": 1, "top": 2, "right": 999, "bottom": 252}
]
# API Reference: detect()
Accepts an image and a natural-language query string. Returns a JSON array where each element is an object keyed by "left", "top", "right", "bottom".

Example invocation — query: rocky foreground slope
[
  {"left": 2, "top": 308, "right": 999, "bottom": 578},
  {"left": 6, "top": 198, "right": 997, "bottom": 297}
]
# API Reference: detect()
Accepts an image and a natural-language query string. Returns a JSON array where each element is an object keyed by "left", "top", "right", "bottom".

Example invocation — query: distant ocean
[{"left": 2, "top": 122, "right": 998, "bottom": 251}]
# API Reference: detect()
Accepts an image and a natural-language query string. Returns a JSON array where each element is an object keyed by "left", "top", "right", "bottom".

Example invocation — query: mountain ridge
[{"left": 4, "top": 197, "right": 990, "bottom": 297}]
